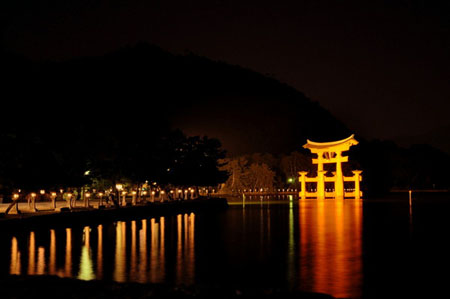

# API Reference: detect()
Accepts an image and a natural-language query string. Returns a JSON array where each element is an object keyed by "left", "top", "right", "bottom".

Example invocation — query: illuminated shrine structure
[{"left": 299, "top": 134, "right": 362, "bottom": 200}]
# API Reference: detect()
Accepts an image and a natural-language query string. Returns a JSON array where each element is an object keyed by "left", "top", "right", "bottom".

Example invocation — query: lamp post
[
  {"left": 13, "top": 193, "right": 20, "bottom": 213},
  {"left": 98, "top": 192, "right": 104, "bottom": 207},
  {"left": 67, "top": 193, "right": 73, "bottom": 209},
  {"left": 39, "top": 190, "right": 45, "bottom": 210},
  {"left": 121, "top": 191, "right": 127, "bottom": 206},
  {"left": 51, "top": 192, "right": 57, "bottom": 209},
  {"left": 142, "top": 191, "right": 148, "bottom": 202},
  {"left": 132, "top": 191, "right": 137, "bottom": 205},
  {"left": 85, "top": 192, "right": 91, "bottom": 208},
  {"left": 31, "top": 192, "right": 37, "bottom": 212}
]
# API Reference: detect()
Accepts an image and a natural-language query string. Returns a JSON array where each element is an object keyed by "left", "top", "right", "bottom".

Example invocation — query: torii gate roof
[{"left": 303, "top": 134, "right": 358, "bottom": 152}]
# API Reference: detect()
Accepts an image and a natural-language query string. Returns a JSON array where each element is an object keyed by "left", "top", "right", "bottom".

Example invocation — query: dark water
[{"left": 1, "top": 195, "right": 450, "bottom": 298}]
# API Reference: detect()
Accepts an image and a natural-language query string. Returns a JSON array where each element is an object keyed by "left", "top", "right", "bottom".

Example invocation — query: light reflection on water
[
  {"left": 8, "top": 213, "right": 196, "bottom": 286},
  {"left": 7, "top": 201, "right": 363, "bottom": 298},
  {"left": 297, "top": 200, "right": 363, "bottom": 298}
]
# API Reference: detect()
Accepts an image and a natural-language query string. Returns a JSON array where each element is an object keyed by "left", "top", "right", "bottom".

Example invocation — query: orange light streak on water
[
  {"left": 299, "top": 200, "right": 363, "bottom": 298},
  {"left": 10, "top": 237, "right": 21, "bottom": 275}
]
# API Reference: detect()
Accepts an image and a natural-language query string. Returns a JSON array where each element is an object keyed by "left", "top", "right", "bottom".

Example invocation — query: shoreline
[{"left": 0, "top": 197, "right": 228, "bottom": 231}]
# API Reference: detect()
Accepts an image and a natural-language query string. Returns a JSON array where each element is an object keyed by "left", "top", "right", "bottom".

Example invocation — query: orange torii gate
[{"left": 298, "top": 134, "right": 362, "bottom": 200}]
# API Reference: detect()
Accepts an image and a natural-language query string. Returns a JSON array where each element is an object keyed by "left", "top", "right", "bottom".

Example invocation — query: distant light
[
  {"left": 288, "top": 178, "right": 294, "bottom": 183},
  {"left": 84, "top": 170, "right": 90, "bottom": 176},
  {"left": 116, "top": 184, "right": 123, "bottom": 191},
  {"left": 85, "top": 193, "right": 91, "bottom": 198},
  {"left": 13, "top": 194, "right": 19, "bottom": 199},
  {"left": 40, "top": 190, "right": 45, "bottom": 195},
  {"left": 121, "top": 191, "right": 127, "bottom": 195},
  {"left": 142, "top": 191, "right": 148, "bottom": 195},
  {"left": 98, "top": 192, "right": 104, "bottom": 197},
  {"left": 51, "top": 192, "right": 57, "bottom": 197},
  {"left": 132, "top": 191, "right": 137, "bottom": 195}
]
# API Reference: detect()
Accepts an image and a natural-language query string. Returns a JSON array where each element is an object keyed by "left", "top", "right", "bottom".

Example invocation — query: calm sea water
[{"left": 1, "top": 195, "right": 449, "bottom": 299}]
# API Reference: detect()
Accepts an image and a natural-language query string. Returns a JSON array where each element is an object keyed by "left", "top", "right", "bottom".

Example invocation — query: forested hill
[{"left": 2, "top": 43, "right": 351, "bottom": 155}]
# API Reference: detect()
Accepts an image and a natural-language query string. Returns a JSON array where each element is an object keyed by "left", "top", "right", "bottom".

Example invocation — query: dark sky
[{"left": 2, "top": 0, "right": 450, "bottom": 142}]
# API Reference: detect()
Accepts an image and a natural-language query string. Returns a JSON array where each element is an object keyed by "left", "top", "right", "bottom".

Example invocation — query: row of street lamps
[{"left": 8, "top": 185, "right": 209, "bottom": 214}]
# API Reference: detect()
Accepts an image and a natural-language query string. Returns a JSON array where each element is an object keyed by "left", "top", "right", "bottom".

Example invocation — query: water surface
[{"left": 1, "top": 195, "right": 449, "bottom": 298}]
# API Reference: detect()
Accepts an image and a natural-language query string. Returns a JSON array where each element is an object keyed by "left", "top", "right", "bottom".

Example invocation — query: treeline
[
  {"left": 219, "top": 152, "right": 314, "bottom": 193},
  {"left": 219, "top": 139, "right": 450, "bottom": 196},
  {"left": 0, "top": 118, "right": 228, "bottom": 201}
]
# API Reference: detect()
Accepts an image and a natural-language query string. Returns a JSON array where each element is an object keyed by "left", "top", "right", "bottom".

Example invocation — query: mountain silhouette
[{"left": 2, "top": 43, "right": 351, "bottom": 154}]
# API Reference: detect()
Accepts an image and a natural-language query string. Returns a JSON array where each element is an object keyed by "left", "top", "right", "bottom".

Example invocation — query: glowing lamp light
[
  {"left": 132, "top": 191, "right": 137, "bottom": 195},
  {"left": 190, "top": 189, "right": 194, "bottom": 193},
  {"left": 142, "top": 191, "right": 148, "bottom": 196},
  {"left": 51, "top": 192, "right": 57, "bottom": 197},
  {"left": 40, "top": 190, "right": 45, "bottom": 195},
  {"left": 288, "top": 178, "right": 294, "bottom": 183},
  {"left": 31, "top": 193, "right": 37, "bottom": 198},
  {"left": 151, "top": 191, "right": 155, "bottom": 195},
  {"left": 98, "top": 192, "right": 104, "bottom": 197},
  {"left": 67, "top": 193, "right": 72, "bottom": 198},
  {"left": 85, "top": 193, "right": 91, "bottom": 198},
  {"left": 13, "top": 194, "right": 19, "bottom": 200},
  {"left": 178, "top": 190, "right": 182, "bottom": 193},
  {"left": 60, "top": 189, "right": 64, "bottom": 193},
  {"left": 122, "top": 191, "right": 127, "bottom": 196},
  {"left": 161, "top": 191, "right": 165, "bottom": 194},
  {"left": 170, "top": 190, "right": 174, "bottom": 194},
  {"left": 184, "top": 190, "right": 188, "bottom": 193},
  {"left": 116, "top": 184, "right": 123, "bottom": 191}
]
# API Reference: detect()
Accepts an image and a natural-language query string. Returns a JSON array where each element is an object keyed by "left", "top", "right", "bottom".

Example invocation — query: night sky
[{"left": 2, "top": 0, "right": 450, "bottom": 147}]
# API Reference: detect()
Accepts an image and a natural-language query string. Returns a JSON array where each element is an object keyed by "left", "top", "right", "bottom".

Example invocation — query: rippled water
[{"left": 1, "top": 195, "right": 450, "bottom": 298}]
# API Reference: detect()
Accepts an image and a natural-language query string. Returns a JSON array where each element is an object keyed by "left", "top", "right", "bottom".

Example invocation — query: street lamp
[
  {"left": 51, "top": 192, "right": 57, "bottom": 209},
  {"left": 12, "top": 193, "right": 20, "bottom": 213},
  {"left": 132, "top": 190, "right": 137, "bottom": 205},
  {"left": 67, "top": 193, "right": 73, "bottom": 209},
  {"left": 31, "top": 192, "right": 37, "bottom": 212},
  {"left": 121, "top": 191, "right": 127, "bottom": 206},
  {"left": 85, "top": 192, "right": 91, "bottom": 208},
  {"left": 98, "top": 192, "right": 104, "bottom": 207}
]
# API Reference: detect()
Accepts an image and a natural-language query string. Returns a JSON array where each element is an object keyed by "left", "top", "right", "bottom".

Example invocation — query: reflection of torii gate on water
[{"left": 299, "top": 134, "right": 362, "bottom": 200}]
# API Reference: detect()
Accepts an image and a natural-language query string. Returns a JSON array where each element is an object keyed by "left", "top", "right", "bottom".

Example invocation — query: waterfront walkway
[
  {"left": 0, "top": 197, "right": 228, "bottom": 230},
  {"left": 0, "top": 199, "right": 125, "bottom": 215}
]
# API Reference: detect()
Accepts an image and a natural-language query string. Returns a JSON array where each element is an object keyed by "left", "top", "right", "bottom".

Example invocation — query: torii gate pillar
[{"left": 301, "top": 134, "right": 362, "bottom": 200}]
